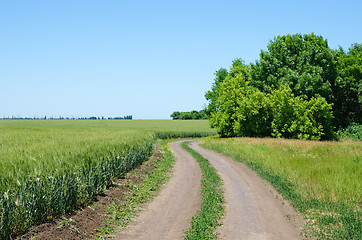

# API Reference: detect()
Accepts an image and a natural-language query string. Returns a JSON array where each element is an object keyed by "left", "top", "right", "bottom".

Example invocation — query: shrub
[
  {"left": 337, "top": 122, "right": 362, "bottom": 141},
  {"left": 269, "top": 87, "right": 334, "bottom": 140}
]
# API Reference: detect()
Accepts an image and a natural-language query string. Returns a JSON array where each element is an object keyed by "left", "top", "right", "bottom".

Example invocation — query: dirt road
[
  {"left": 115, "top": 141, "right": 202, "bottom": 240},
  {"left": 189, "top": 141, "right": 302, "bottom": 240},
  {"left": 116, "top": 140, "right": 302, "bottom": 240}
]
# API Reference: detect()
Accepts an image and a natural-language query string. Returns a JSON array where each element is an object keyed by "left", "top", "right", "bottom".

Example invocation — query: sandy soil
[
  {"left": 189, "top": 141, "right": 303, "bottom": 240},
  {"left": 115, "top": 141, "right": 202, "bottom": 240}
]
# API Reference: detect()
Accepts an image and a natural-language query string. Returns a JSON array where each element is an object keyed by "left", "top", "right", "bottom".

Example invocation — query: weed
[{"left": 57, "top": 217, "right": 75, "bottom": 229}]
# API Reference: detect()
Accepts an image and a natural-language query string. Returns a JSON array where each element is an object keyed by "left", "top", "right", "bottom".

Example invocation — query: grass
[
  {"left": 181, "top": 141, "right": 224, "bottom": 240},
  {"left": 0, "top": 119, "right": 214, "bottom": 239},
  {"left": 201, "top": 136, "right": 361, "bottom": 239}
]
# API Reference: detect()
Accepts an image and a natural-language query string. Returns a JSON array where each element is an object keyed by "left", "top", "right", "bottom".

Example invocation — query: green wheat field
[{"left": 0, "top": 119, "right": 215, "bottom": 239}]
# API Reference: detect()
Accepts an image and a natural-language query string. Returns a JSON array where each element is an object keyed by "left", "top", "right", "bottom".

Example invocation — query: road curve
[
  {"left": 188, "top": 141, "right": 303, "bottom": 240},
  {"left": 115, "top": 141, "right": 201, "bottom": 240}
]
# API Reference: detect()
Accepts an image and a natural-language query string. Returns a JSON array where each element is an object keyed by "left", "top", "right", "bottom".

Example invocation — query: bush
[
  {"left": 233, "top": 89, "right": 272, "bottom": 137},
  {"left": 337, "top": 123, "right": 362, "bottom": 141},
  {"left": 211, "top": 71, "right": 335, "bottom": 140},
  {"left": 269, "top": 87, "right": 334, "bottom": 140}
]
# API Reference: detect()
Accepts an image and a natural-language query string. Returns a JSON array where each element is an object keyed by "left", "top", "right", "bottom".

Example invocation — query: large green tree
[
  {"left": 209, "top": 61, "right": 253, "bottom": 137},
  {"left": 206, "top": 33, "right": 343, "bottom": 140},
  {"left": 205, "top": 33, "right": 360, "bottom": 140},
  {"left": 334, "top": 43, "right": 362, "bottom": 127},
  {"left": 250, "top": 33, "right": 338, "bottom": 103}
]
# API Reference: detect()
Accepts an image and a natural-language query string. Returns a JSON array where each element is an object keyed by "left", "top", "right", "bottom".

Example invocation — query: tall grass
[{"left": 201, "top": 137, "right": 361, "bottom": 239}]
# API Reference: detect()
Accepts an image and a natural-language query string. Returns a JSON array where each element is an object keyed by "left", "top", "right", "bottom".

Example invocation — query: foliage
[
  {"left": 207, "top": 61, "right": 252, "bottom": 137},
  {"left": 205, "top": 33, "right": 361, "bottom": 139},
  {"left": 208, "top": 61, "right": 334, "bottom": 140},
  {"left": 334, "top": 43, "right": 362, "bottom": 127},
  {"left": 204, "top": 67, "right": 228, "bottom": 118},
  {"left": 170, "top": 110, "right": 207, "bottom": 120},
  {"left": 182, "top": 141, "right": 224, "bottom": 240},
  {"left": 268, "top": 87, "right": 334, "bottom": 140},
  {"left": 201, "top": 137, "right": 362, "bottom": 239},
  {"left": 250, "top": 33, "right": 338, "bottom": 102},
  {"left": 337, "top": 122, "right": 362, "bottom": 141},
  {"left": 233, "top": 89, "right": 272, "bottom": 138}
]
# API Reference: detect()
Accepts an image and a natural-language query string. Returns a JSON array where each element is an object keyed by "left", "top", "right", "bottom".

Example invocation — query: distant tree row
[
  {"left": 205, "top": 33, "right": 361, "bottom": 140},
  {"left": 1, "top": 115, "right": 133, "bottom": 120},
  {"left": 84, "top": 115, "right": 133, "bottom": 120},
  {"left": 170, "top": 110, "right": 207, "bottom": 120}
]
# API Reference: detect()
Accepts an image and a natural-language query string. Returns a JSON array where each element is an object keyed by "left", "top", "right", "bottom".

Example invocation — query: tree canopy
[
  {"left": 205, "top": 33, "right": 361, "bottom": 140},
  {"left": 334, "top": 43, "right": 362, "bottom": 127},
  {"left": 250, "top": 33, "right": 338, "bottom": 102}
]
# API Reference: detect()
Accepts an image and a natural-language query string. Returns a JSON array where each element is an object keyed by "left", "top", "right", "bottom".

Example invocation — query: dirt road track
[
  {"left": 115, "top": 141, "right": 201, "bottom": 240},
  {"left": 189, "top": 141, "right": 302, "bottom": 240},
  {"left": 116, "top": 140, "right": 302, "bottom": 240}
]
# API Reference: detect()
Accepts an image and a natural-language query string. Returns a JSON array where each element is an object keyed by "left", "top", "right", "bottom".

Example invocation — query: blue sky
[{"left": 1, "top": 0, "right": 361, "bottom": 119}]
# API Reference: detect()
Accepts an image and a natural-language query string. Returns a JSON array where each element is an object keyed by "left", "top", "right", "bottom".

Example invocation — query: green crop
[
  {"left": 0, "top": 130, "right": 153, "bottom": 239},
  {"left": 0, "top": 119, "right": 214, "bottom": 239}
]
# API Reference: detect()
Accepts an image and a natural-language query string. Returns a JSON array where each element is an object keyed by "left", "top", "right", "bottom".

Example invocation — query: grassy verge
[
  {"left": 97, "top": 140, "right": 174, "bottom": 239},
  {"left": 201, "top": 137, "right": 361, "bottom": 239},
  {"left": 181, "top": 141, "right": 224, "bottom": 240}
]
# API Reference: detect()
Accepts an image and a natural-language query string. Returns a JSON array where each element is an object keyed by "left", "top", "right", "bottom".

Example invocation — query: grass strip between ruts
[{"left": 181, "top": 141, "right": 225, "bottom": 240}]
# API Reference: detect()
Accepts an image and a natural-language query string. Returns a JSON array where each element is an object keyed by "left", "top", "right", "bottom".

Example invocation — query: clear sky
[{"left": 1, "top": 0, "right": 361, "bottom": 119}]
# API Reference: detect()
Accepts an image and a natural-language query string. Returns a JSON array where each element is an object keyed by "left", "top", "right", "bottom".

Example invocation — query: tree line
[
  {"left": 1, "top": 115, "right": 133, "bottom": 120},
  {"left": 170, "top": 110, "right": 207, "bottom": 120},
  {"left": 205, "top": 33, "right": 361, "bottom": 140}
]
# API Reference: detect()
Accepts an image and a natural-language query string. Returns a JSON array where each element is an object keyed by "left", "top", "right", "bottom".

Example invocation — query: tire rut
[{"left": 115, "top": 141, "right": 201, "bottom": 240}]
